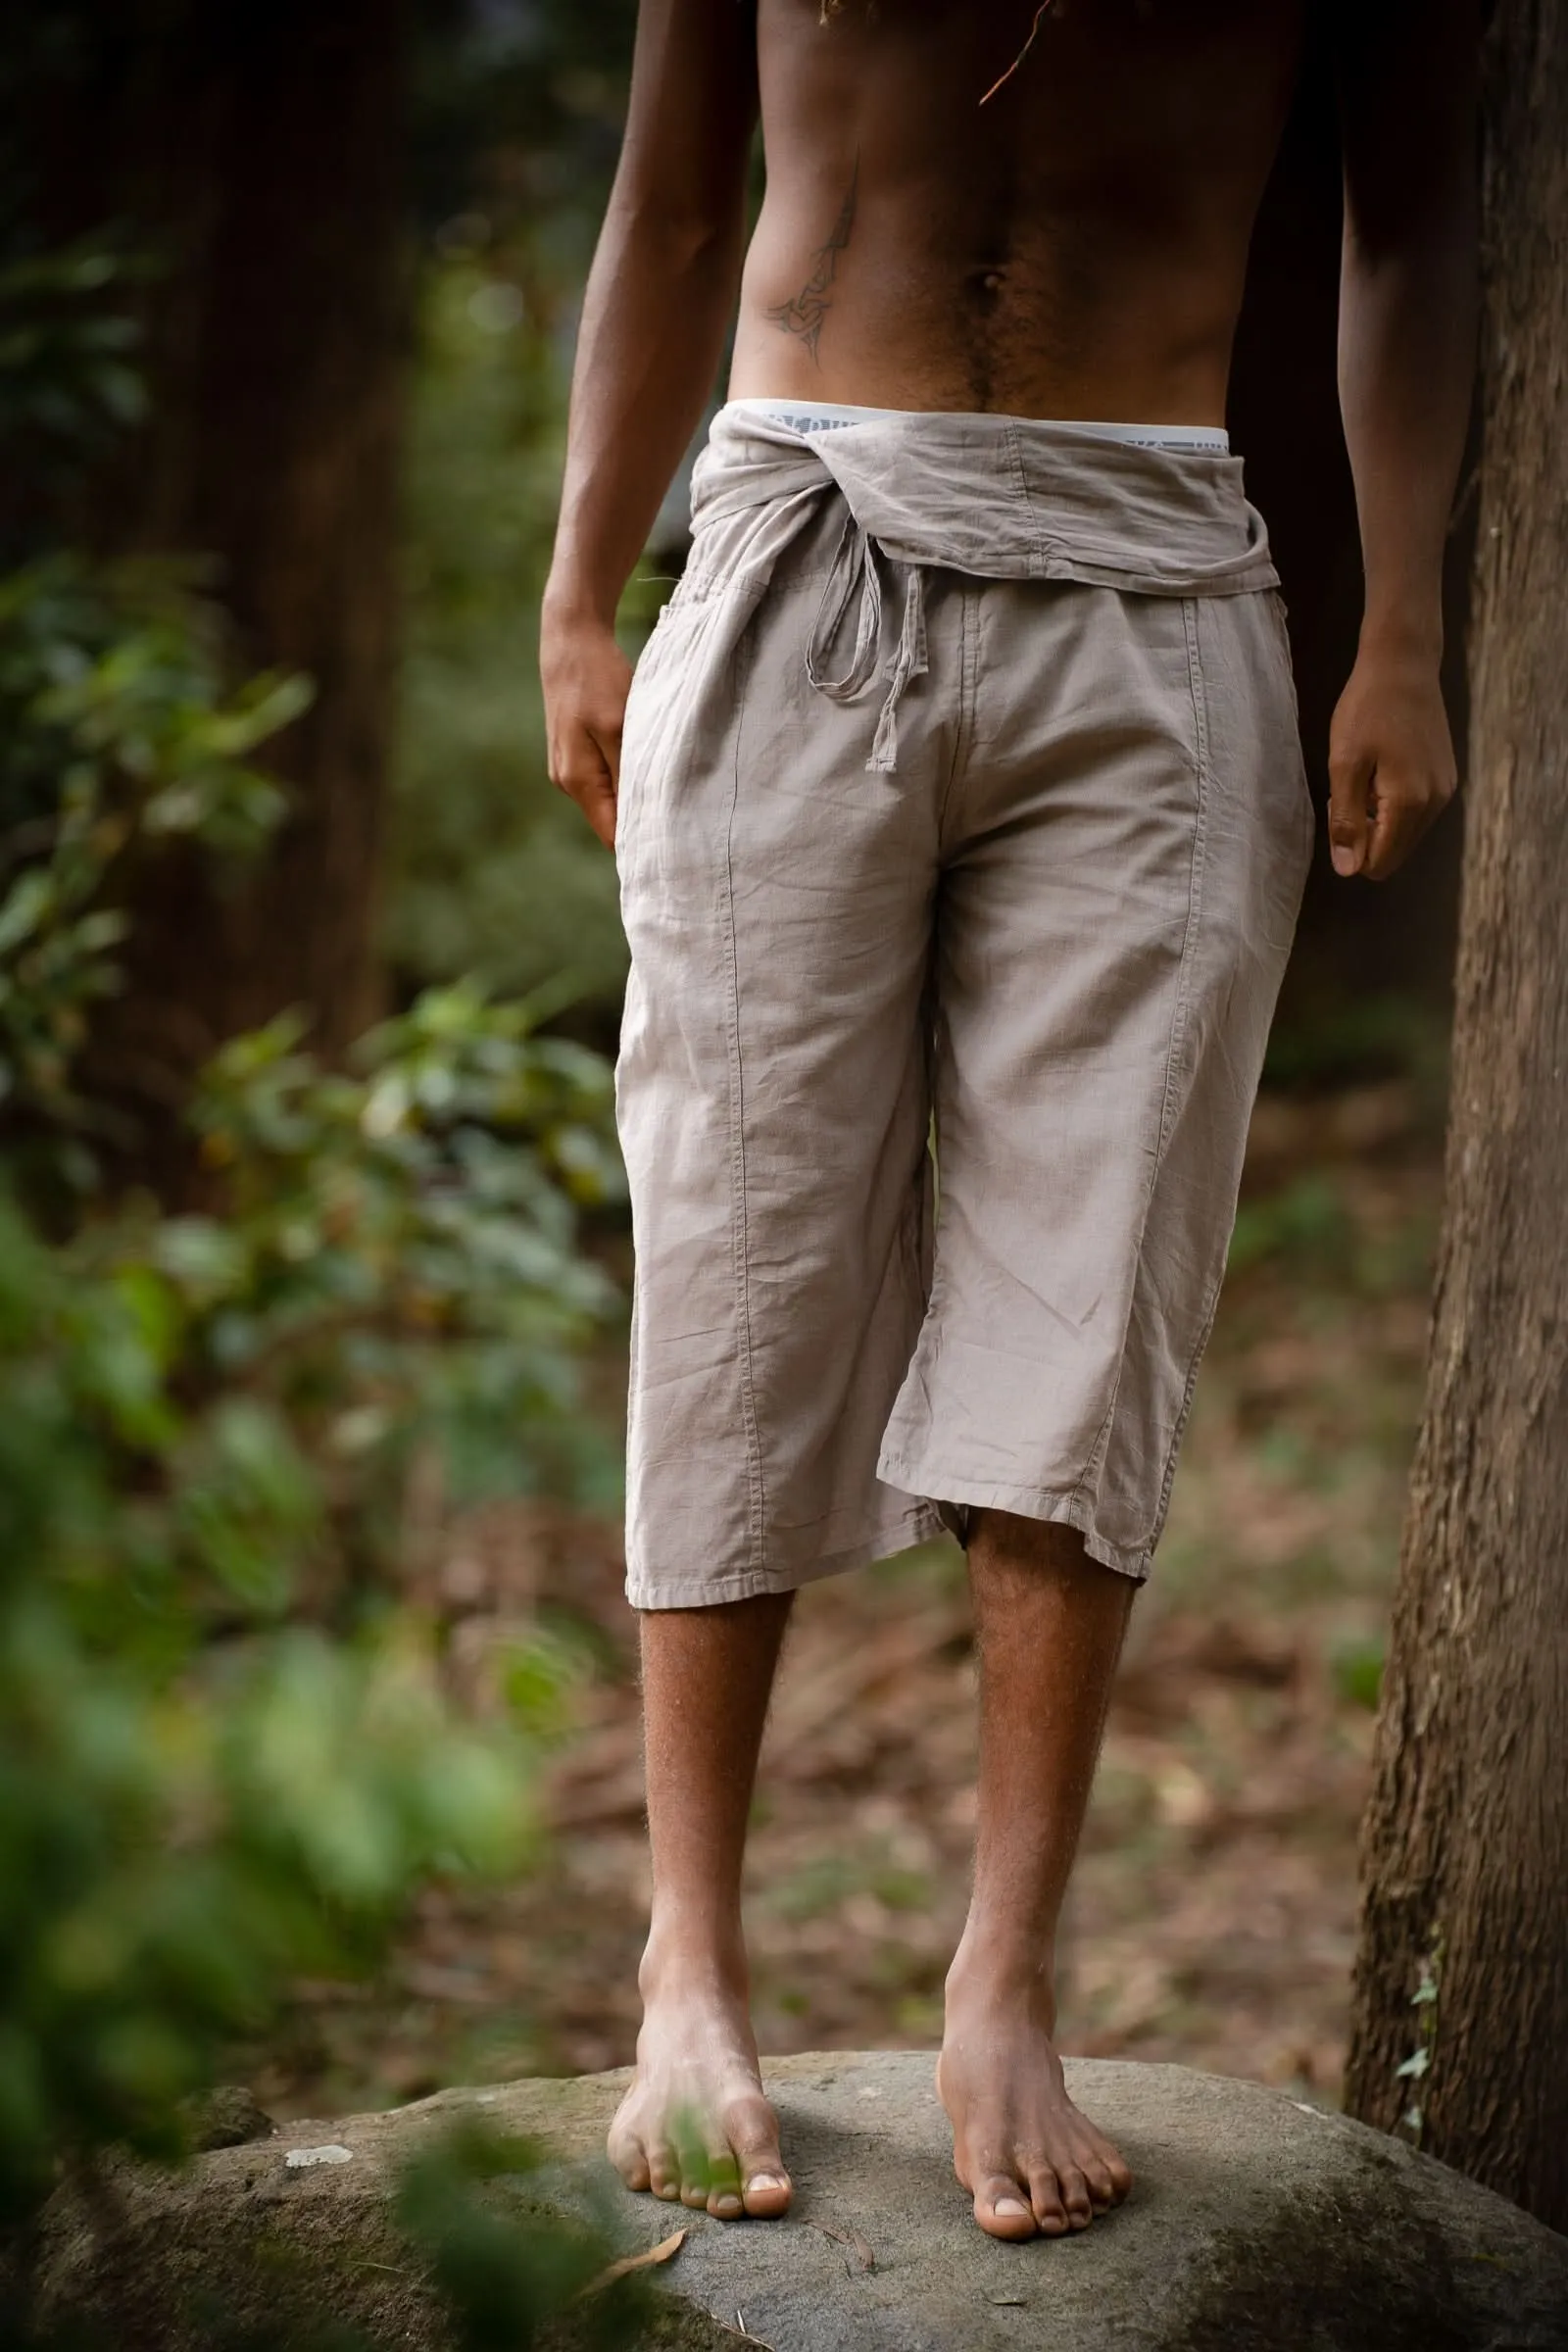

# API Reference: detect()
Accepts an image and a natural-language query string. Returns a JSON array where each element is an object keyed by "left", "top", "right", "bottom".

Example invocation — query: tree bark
[
  {"left": 1344, "top": 0, "right": 1568, "bottom": 2230},
  {"left": 48, "top": 1, "right": 406, "bottom": 1196}
]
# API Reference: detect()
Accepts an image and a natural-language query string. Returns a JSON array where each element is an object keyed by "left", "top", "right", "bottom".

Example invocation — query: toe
[
  {"left": 1078, "top": 2116, "right": 1132, "bottom": 2200},
  {"left": 672, "top": 2116, "right": 710, "bottom": 2208},
  {"left": 726, "top": 2093, "right": 792, "bottom": 2219},
  {"left": 742, "top": 2167, "right": 791, "bottom": 2218},
  {"left": 974, "top": 2173, "right": 1038, "bottom": 2241},
  {"left": 607, "top": 2120, "right": 651, "bottom": 2194},
  {"left": 704, "top": 2140, "right": 745, "bottom": 2221},
  {"left": 1025, "top": 2166, "right": 1071, "bottom": 2236},
  {"left": 1056, "top": 2164, "right": 1095, "bottom": 2230},
  {"left": 647, "top": 2143, "right": 681, "bottom": 2201},
  {"left": 1078, "top": 2151, "right": 1119, "bottom": 2214}
]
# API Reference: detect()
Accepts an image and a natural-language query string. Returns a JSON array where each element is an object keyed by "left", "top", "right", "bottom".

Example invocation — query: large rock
[{"left": 25, "top": 2051, "right": 1568, "bottom": 2350}]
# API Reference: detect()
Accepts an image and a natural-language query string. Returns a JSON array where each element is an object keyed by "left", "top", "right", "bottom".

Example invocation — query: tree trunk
[
  {"left": 53, "top": 1, "right": 406, "bottom": 1196},
  {"left": 1344, "top": 0, "right": 1568, "bottom": 2230}
]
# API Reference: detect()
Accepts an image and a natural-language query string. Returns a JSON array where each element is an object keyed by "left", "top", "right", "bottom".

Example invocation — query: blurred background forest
[{"left": 0, "top": 0, "right": 1467, "bottom": 2279}]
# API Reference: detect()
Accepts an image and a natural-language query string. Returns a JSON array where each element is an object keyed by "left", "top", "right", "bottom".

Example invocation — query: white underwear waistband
[{"left": 728, "top": 396, "right": 1229, "bottom": 457}]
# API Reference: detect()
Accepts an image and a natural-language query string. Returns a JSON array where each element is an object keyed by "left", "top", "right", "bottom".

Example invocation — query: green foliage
[
  {"left": 1227, "top": 1172, "right": 1353, "bottom": 1277},
  {"left": 182, "top": 979, "right": 622, "bottom": 1527},
  {"left": 395, "top": 2119, "right": 651, "bottom": 2352},
  {"left": 0, "top": 1186, "right": 550, "bottom": 2227},
  {"left": 388, "top": 250, "right": 631, "bottom": 1016},
  {"left": 0, "top": 242, "right": 151, "bottom": 518},
  {"left": 1262, "top": 992, "right": 1450, "bottom": 1110},
  {"left": 0, "top": 825, "right": 621, "bottom": 2220},
  {"left": 0, "top": 554, "right": 309, "bottom": 1205},
  {"left": 391, "top": 2, "right": 656, "bottom": 1026},
  {"left": 0, "top": 212, "right": 625, "bottom": 2298},
  {"left": 1329, "top": 1630, "right": 1384, "bottom": 1712},
  {"left": 411, "top": 0, "right": 637, "bottom": 251}
]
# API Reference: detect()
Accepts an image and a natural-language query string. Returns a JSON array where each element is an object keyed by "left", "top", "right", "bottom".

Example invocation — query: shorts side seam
[
  {"left": 1147, "top": 596, "right": 1304, "bottom": 1550},
  {"left": 1148, "top": 1268, "right": 1225, "bottom": 1552},
  {"left": 1068, "top": 591, "right": 1211, "bottom": 1520},
  {"left": 1163, "top": 595, "right": 1212, "bottom": 1168},
  {"left": 719, "top": 633, "right": 767, "bottom": 1580}
]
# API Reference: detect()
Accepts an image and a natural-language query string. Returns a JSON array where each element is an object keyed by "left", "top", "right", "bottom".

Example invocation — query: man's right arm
[{"left": 542, "top": 0, "right": 759, "bottom": 849}]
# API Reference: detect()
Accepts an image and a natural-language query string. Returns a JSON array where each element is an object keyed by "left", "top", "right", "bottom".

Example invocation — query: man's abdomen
[{"left": 735, "top": 0, "right": 1304, "bottom": 421}]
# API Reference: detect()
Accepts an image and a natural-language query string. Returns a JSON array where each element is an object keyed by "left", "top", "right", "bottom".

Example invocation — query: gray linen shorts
[{"left": 615, "top": 407, "right": 1311, "bottom": 1606}]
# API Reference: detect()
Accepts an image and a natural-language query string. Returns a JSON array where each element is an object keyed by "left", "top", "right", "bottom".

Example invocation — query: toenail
[
  {"left": 749, "top": 2173, "right": 786, "bottom": 2190},
  {"left": 996, "top": 2197, "right": 1030, "bottom": 2217}
]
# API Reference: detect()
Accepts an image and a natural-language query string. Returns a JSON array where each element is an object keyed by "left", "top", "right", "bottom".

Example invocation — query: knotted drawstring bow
[{"left": 804, "top": 512, "right": 928, "bottom": 774}]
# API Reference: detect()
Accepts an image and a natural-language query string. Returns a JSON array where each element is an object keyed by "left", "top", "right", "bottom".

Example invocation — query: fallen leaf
[
  {"left": 817, "top": 2220, "right": 876, "bottom": 2272},
  {"left": 577, "top": 2226, "right": 686, "bottom": 2298}
]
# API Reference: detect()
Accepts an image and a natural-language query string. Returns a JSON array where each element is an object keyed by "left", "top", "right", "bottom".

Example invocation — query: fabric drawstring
[{"left": 804, "top": 514, "right": 928, "bottom": 773}]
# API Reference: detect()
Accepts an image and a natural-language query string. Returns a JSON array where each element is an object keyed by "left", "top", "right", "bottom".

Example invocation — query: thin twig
[
  {"left": 720, "top": 2313, "right": 777, "bottom": 2350},
  {"left": 980, "top": 3, "right": 1054, "bottom": 105}
]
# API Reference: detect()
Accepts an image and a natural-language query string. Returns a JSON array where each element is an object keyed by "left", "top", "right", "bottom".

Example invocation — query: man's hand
[
  {"left": 1326, "top": 641, "right": 1457, "bottom": 880},
  {"left": 542, "top": 603, "right": 633, "bottom": 852}
]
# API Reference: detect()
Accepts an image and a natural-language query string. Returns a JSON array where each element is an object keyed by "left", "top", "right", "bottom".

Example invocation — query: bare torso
[{"left": 731, "top": 0, "right": 1308, "bottom": 421}]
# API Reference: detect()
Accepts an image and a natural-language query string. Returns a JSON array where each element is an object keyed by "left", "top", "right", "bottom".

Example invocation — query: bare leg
[
  {"left": 608, "top": 1592, "right": 795, "bottom": 2221},
  {"left": 939, "top": 1510, "right": 1137, "bottom": 2241}
]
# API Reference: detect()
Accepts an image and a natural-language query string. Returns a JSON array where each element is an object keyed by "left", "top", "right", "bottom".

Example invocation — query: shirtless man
[{"left": 541, "top": 0, "right": 1475, "bottom": 2243}]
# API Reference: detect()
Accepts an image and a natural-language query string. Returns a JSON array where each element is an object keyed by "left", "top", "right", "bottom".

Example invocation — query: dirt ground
[{"left": 254, "top": 1079, "right": 1442, "bottom": 2122}]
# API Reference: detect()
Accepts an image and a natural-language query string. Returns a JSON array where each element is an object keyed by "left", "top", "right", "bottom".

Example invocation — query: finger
[
  {"left": 580, "top": 775, "right": 617, "bottom": 852},
  {"left": 589, "top": 713, "right": 623, "bottom": 794},
  {"left": 553, "top": 753, "right": 617, "bottom": 851},
  {"left": 1362, "top": 783, "right": 1440, "bottom": 883},
  {"left": 1327, "top": 747, "right": 1374, "bottom": 878}
]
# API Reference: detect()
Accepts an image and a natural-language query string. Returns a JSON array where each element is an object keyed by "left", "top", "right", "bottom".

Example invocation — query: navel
[{"left": 964, "top": 264, "right": 1009, "bottom": 311}]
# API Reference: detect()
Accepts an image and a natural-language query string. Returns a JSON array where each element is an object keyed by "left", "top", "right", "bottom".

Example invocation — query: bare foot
[
  {"left": 939, "top": 1965, "right": 1132, "bottom": 2241},
  {"left": 608, "top": 1943, "right": 792, "bottom": 2222}
]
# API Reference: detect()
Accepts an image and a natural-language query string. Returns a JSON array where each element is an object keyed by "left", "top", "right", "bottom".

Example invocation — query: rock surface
[{"left": 28, "top": 2051, "right": 1568, "bottom": 2350}]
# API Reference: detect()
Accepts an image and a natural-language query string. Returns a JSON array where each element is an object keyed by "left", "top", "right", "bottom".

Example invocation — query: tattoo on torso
[{"left": 767, "top": 164, "right": 858, "bottom": 363}]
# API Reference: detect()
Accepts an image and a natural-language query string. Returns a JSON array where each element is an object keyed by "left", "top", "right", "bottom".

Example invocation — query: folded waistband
[
  {"left": 686, "top": 403, "right": 1277, "bottom": 777},
  {"left": 693, "top": 402, "right": 1276, "bottom": 601}
]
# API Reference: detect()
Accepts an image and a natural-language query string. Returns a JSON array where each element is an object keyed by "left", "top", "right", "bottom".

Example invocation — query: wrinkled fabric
[{"left": 615, "top": 405, "right": 1311, "bottom": 1606}]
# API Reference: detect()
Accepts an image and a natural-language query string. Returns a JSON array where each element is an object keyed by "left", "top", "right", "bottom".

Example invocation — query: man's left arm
[{"left": 1331, "top": 0, "right": 1479, "bottom": 880}]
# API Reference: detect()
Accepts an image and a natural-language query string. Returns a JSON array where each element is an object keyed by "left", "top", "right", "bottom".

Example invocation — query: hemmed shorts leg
[
  {"left": 617, "top": 503, "right": 963, "bottom": 1610},
  {"left": 878, "top": 583, "right": 1312, "bottom": 1576}
]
